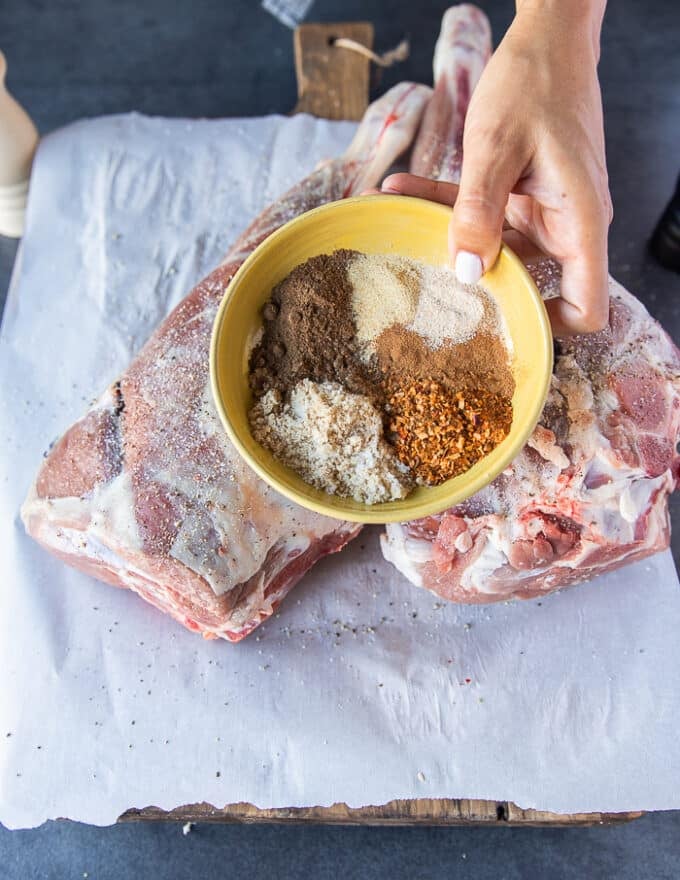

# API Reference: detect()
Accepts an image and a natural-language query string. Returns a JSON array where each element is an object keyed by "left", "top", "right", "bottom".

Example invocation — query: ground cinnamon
[{"left": 375, "top": 313, "right": 515, "bottom": 399}]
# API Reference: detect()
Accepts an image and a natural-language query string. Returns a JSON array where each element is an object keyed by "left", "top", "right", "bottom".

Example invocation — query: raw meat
[
  {"left": 21, "top": 81, "right": 431, "bottom": 642},
  {"left": 410, "top": 4, "right": 491, "bottom": 183},
  {"left": 382, "top": 11, "right": 680, "bottom": 602},
  {"left": 382, "top": 272, "right": 680, "bottom": 601}
]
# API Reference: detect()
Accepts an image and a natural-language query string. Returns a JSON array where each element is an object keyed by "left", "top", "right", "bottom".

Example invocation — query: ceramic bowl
[{"left": 210, "top": 195, "right": 552, "bottom": 524}]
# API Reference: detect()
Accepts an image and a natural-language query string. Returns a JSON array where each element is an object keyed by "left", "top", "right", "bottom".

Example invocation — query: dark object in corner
[{"left": 650, "top": 173, "right": 680, "bottom": 273}]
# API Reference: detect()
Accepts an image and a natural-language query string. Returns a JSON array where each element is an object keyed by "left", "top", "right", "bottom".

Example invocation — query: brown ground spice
[
  {"left": 375, "top": 325, "right": 514, "bottom": 399},
  {"left": 249, "top": 250, "right": 384, "bottom": 406}
]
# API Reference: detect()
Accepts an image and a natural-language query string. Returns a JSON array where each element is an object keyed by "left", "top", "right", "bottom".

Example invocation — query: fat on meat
[
  {"left": 382, "top": 9, "right": 680, "bottom": 601},
  {"left": 21, "top": 82, "right": 431, "bottom": 641}
]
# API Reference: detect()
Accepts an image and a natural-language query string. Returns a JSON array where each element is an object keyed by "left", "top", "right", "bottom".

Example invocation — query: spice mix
[{"left": 248, "top": 249, "right": 514, "bottom": 503}]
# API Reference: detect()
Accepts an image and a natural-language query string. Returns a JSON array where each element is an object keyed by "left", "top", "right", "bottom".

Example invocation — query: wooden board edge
[{"left": 119, "top": 799, "right": 644, "bottom": 827}]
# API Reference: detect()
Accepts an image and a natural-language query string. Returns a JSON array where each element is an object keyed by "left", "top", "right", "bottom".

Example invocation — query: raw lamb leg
[
  {"left": 409, "top": 4, "right": 491, "bottom": 183},
  {"left": 383, "top": 278, "right": 680, "bottom": 601},
  {"left": 21, "top": 81, "right": 431, "bottom": 642},
  {"left": 382, "top": 11, "right": 680, "bottom": 602}
]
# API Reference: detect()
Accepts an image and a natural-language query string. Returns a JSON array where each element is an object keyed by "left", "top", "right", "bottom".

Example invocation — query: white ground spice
[
  {"left": 250, "top": 379, "right": 413, "bottom": 504},
  {"left": 348, "top": 254, "right": 420, "bottom": 353},
  {"left": 348, "top": 253, "right": 491, "bottom": 355},
  {"left": 408, "top": 263, "right": 485, "bottom": 348}
]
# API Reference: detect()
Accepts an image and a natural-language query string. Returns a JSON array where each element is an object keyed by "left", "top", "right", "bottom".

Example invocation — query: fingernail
[{"left": 454, "top": 251, "right": 483, "bottom": 285}]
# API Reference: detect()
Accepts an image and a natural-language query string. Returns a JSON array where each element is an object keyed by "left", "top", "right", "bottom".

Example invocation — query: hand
[
  {"left": 377, "top": 174, "right": 547, "bottom": 266},
  {"left": 385, "top": 0, "right": 612, "bottom": 336}
]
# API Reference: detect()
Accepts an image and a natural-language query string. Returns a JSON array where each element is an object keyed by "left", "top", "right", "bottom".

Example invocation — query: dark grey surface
[
  {"left": 2, "top": 0, "right": 680, "bottom": 874},
  {"left": 2, "top": 814, "right": 680, "bottom": 880}
]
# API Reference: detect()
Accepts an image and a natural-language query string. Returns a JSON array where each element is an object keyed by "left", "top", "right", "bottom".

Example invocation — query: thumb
[{"left": 450, "top": 131, "right": 526, "bottom": 284}]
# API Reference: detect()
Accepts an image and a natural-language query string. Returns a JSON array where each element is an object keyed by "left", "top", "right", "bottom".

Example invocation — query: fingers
[
  {"left": 546, "top": 241, "right": 610, "bottom": 335},
  {"left": 450, "top": 127, "right": 527, "bottom": 283},
  {"left": 375, "top": 173, "right": 535, "bottom": 264},
  {"left": 506, "top": 174, "right": 611, "bottom": 336},
  {"left": 501, "top": 228, "right": 546, "bottom": 264},
  {"left": 546, "top": 290, "right": 609, "bottom": 337},
  {"left": 381, "top": 173, "right": 459, "bottom": 206}
]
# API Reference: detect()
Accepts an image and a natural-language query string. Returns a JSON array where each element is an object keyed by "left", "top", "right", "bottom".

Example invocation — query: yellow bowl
[{"left": 210, "top": 195, "right": 552, "bottom": 524}]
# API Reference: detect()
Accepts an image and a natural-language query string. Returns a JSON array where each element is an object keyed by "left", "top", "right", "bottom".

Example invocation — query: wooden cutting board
[
  {"left": 120, "top": 23, "right": 640, "bottom": 828},
  {"left": 293, "top": 22, "right": 374, "bottom": 120}
]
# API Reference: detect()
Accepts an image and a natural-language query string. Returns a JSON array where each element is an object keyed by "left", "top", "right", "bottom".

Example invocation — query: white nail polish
[{"left": 455, "top": 251, "right": 484, "bottom": 285}]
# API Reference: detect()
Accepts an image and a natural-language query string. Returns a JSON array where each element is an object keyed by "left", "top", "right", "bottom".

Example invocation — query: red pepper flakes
[{"left": 387, "top": 379, "right": 513, "bottom": 485}]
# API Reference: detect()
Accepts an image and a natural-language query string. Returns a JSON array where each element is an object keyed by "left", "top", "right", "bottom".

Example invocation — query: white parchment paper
[{"left": 2, "top": 113, "right": 680, "bottom": 829}]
